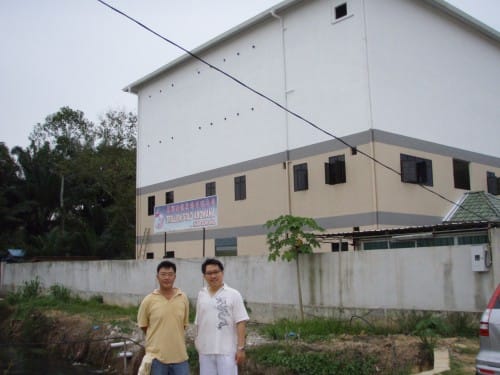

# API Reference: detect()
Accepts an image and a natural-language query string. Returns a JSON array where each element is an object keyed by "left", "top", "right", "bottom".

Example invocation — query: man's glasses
[
  {"left": 158, "top": 272, "right": 175, "bottom": 278},
  {"left": 204, "top": 270, "right": 221, "bottom": 276}
]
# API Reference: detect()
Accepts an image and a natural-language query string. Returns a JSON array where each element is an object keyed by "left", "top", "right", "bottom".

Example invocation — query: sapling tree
[{"left": 265, "top": 215, "right": 324, "bottom": 320}]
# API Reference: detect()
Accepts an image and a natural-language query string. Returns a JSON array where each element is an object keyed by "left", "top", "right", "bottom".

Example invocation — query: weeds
[
  {"left": 187, "top": 344, "right": 199, "bottom": 372},
  {"left": 413, "top": 315, "right": 448, "bottom": 363},
  {"left": 6, "top": 277, "right": 43, "bottom": 304},
  {"left": 444, "top": 356, "right": 469, "bottom": 375},
  {"left": 260, "top": 312, "right": 464, "bottom": 343},
  {"left": 255, "top": 311, "right": 478, "bottom": 374},
  {"left": 21, "top": 277, "right": 43, "bottom": 299},
  {"left": 394, "top": 310, "right": 435, "bottom": 335},
  {"left": 4, "top": 280, "right": 138, "bottom": 323},
  {"left": 446, "top": 312, "right": 477, "bottom": 337},
  {"left": 249, "top": 344, "right": 378, "bottom": 375},
  {"left": 49, "top": 284, "right": 71, "bottom": 302},
  {"left": 260, "top": 317, "right": 349, "bottom": 341}
]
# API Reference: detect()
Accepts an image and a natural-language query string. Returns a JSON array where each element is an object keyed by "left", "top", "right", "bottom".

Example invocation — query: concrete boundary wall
[{"left": 1, "top": 230, "right": 499, "bottom": 322}]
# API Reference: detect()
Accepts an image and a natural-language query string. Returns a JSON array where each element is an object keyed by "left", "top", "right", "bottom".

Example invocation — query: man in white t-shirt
[{"left": 195, "top": 258, "right": 249, "bottom": 375}]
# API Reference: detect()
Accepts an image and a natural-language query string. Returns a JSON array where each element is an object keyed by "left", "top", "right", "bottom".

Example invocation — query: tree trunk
[{"left": 295, "top": 253, "right": 304, "bottom": 321}]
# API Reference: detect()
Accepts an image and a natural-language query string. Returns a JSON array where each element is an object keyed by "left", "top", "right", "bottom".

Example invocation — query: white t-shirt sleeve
[{"left": 232, "top": 290, "right": 249, "bottom": 323}]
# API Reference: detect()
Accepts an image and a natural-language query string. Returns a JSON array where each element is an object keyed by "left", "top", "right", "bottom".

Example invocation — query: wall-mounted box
[{"left": 471, "top": 245, "right": 489, "bottom": 272}]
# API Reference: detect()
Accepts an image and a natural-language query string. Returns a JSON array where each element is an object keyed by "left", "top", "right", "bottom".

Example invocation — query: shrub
[
  {"left": 89, "top": 295, "right": 104, "bottom": 304},
  {"left": 20, "top": 277, "right": 42, "bottom": 299},
  {"left": 413, "top": 314, "right": 450, "bottom": 362},
  {"left": 49, "top": 284, "right": 72, "bottom": 302},
  {"left": 446, "top": 312, "right": 477, "bottom": 337}
]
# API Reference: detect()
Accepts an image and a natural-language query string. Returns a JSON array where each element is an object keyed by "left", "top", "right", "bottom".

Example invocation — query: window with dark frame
[
  {"left": 453, "top": 159, "right": 470, "bottom": 190},
  {"left": 234, "top": 175, "right": 246, "bottom": 201},
  {"left": 147, "top": 195, "right": 155, "bottom": 216},
  {"left": 400, "top": 153, "right": 433, "bottom": 186},
  {"left": 331, "top": 242, "right": 348, "bottom": 252},
  {"left": 215, "top": 237, "right": 237, "bottom": 256},
  {"left": 146, "top": 252, "right": 154, "bottom": 259},
  {"left": 165, "top": 190, "right": 174, "bottom": 204},
  {"left": 335, "top": 3, "right": 348, "bottom": 19},
  {"left": 206, "top": 181, "right": 216, "bottom": 197},
  {"left": 293, "top": 163, "right": 309, "bottom": 191},
  {"left": 325, "top": 154, "right": 346, "bottom": 185},
  {"left": 362, "top": 236, "right": 462, "bottom": 250},
  {"left": 487, "top": 171, "right": 499, "bottom": 195},
  {"left": 457, "top": 234, "right": 489, "bottom": 245}
]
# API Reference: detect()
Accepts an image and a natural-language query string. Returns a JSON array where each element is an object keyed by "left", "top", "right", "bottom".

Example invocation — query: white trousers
[{"left": 199, "top": 353, "right": 237, "bottom": 375}]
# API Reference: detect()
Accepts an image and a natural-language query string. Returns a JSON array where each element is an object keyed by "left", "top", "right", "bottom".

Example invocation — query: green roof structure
[{"left": 444, "top": 191, "right": 500, "bottom": 222}]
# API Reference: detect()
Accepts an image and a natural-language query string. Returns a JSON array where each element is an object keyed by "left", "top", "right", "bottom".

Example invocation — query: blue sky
[{"left": 0, "top": 0, "right": 499, "bottom": 149}]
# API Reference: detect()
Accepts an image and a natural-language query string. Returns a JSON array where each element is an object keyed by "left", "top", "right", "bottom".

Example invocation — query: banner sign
[{"left": 154, "top": 195, "right": 218, "bottom": 233}]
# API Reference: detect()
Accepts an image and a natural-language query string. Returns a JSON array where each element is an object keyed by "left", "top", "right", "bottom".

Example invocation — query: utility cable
[{"left": 96, "top": 0, "right": 489, "bottom": 221}]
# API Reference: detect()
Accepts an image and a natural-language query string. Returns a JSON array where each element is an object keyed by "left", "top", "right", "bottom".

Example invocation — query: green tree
[
  {"left": 265, "top": 215, "right": 324, "bottom": 320},
  {"left": 9, "top": 107, "right": 138, "bottom": 258},
  {"left": 29, "top": 107, "right": 96, "bottom": 249},
  {"left": 10, "top": 143, "right": 61, "bottom": 255},
  {"left": 29, "top": 106, "right": 95, "bottom": 149},
  {"left": 0, "top": 143, "right": 24, "bottom": 251},
  {"left": 72, "top": 144, "right": 136, "bottom": 258},
  {"left": 96, "top": 109, "right": 137, "bottom": 149}
]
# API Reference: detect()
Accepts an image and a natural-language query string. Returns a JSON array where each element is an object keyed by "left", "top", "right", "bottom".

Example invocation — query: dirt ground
[
  {"left": 242, "top": 333, "right": 480, "bottom": 374},
  {"left": 206, "top": 323, "right": 480, "bottom": 374},
  {"left": 4, "top": 310, "right": 143, "bottom": 373},
  {"left": 324, "top": 335, "right": 478, "bottom": 374},
  {"left": 440, "top": 336, "right": 479, "bottom": 374},
  {"left": 4, "top": 311, "right": 480, "bottom": 375}
]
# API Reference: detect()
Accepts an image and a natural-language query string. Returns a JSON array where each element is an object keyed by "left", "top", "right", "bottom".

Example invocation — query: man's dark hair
[
  {"left": 201, "top": 258, "right": 224, "bottom": 274},
  {"left": 157, "top": 260, "right": 176, "bottom": 273}
]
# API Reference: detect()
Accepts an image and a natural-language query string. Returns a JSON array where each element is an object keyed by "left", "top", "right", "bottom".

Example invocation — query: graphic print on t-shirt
[{"left": 215, "top": 297, "right": 229, "bottom": 329}]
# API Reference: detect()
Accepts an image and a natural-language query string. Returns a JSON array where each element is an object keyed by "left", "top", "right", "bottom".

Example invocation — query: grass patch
[
  {"left": 187, "top": 344, "right": 199, "bottom": 372},
  {"left": 259, "top": 316, "right": 394, "bottom": 342},
  {"left": 5, "top": 280, "right": 138, "bottom": 324},
  {"left": 443, "top": 357, "right": 469, "bottom": 375},
  {"left": 248, "top": 343, "right": 378, "bottom": 375},
  {"left": 445, "top": 312, "right": 478, "bottom": 337}
]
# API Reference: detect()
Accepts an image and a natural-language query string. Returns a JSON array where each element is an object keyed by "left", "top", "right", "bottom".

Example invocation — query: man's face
[
  {"left": 157, "top": 267, "right": 176, "bottom": 289},
  {"left": 203, "top": 264, "right": 223, "bottom": 289}
]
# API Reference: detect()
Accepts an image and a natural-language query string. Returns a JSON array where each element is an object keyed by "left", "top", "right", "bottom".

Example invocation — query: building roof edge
[
  {"left": 423, "top": 0, "right": 500, "bottom": 43},
  {"left": 123, "top": 0, "right": 301, "bottom": 94},
  {"left": 124, "top": 0, "right": 499, "bottom": 94}
]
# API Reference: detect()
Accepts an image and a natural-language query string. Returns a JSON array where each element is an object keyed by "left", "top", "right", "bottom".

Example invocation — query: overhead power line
[{"left": 96, "top": 0, "right": 488, "bottom": 222}]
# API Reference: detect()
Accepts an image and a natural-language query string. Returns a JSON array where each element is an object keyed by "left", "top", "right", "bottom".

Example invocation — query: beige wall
[
  {"left": 136, "top": 134, "right": 500, "bottom": 259},
  {"left": 289, "top": 144, "right": 375, "bottom": 217},
  {"left": 374, "top": 143, "right": 500, "bottom": 219},
  {"left": 375, "top": 143, "right": 461, "bottom": 217},
  {"left": 221, "top": 165, "right": 290, "bottom": 227}
]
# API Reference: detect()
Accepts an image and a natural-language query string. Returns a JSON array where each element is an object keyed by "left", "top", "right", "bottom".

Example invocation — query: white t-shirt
[{"left": 195, "top": 284, "right": 249, "bottom": 355}]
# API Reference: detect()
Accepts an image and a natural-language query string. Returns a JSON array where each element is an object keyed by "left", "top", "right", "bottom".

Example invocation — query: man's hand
[{"left": 235, "top": 348, "right": 246, "bottom": 365}]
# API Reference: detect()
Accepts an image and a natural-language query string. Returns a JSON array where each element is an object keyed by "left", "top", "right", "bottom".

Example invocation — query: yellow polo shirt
[{"left": 137, "top": 288, "right": 189, "bottom": 364}]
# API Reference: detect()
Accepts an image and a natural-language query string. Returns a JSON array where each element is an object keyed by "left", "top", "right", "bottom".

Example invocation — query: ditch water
[{"left": 0, "top": 344, "right": 104, "bottom": 374}]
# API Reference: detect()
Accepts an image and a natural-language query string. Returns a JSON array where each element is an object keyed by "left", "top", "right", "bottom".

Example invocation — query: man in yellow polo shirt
[{"left": 138, "top": 260, "right": 190, "bottom": 375}]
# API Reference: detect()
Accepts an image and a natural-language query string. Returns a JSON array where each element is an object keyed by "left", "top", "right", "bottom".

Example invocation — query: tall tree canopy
[
  {"left": 0, "top": 107, "right": 137, "bottom": 259},
  {"left": 29, "top": 106, "right": 95, "bottom": 149},
  {"left": 0, "top": 142, "right": 24, "bottom": 248}
]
